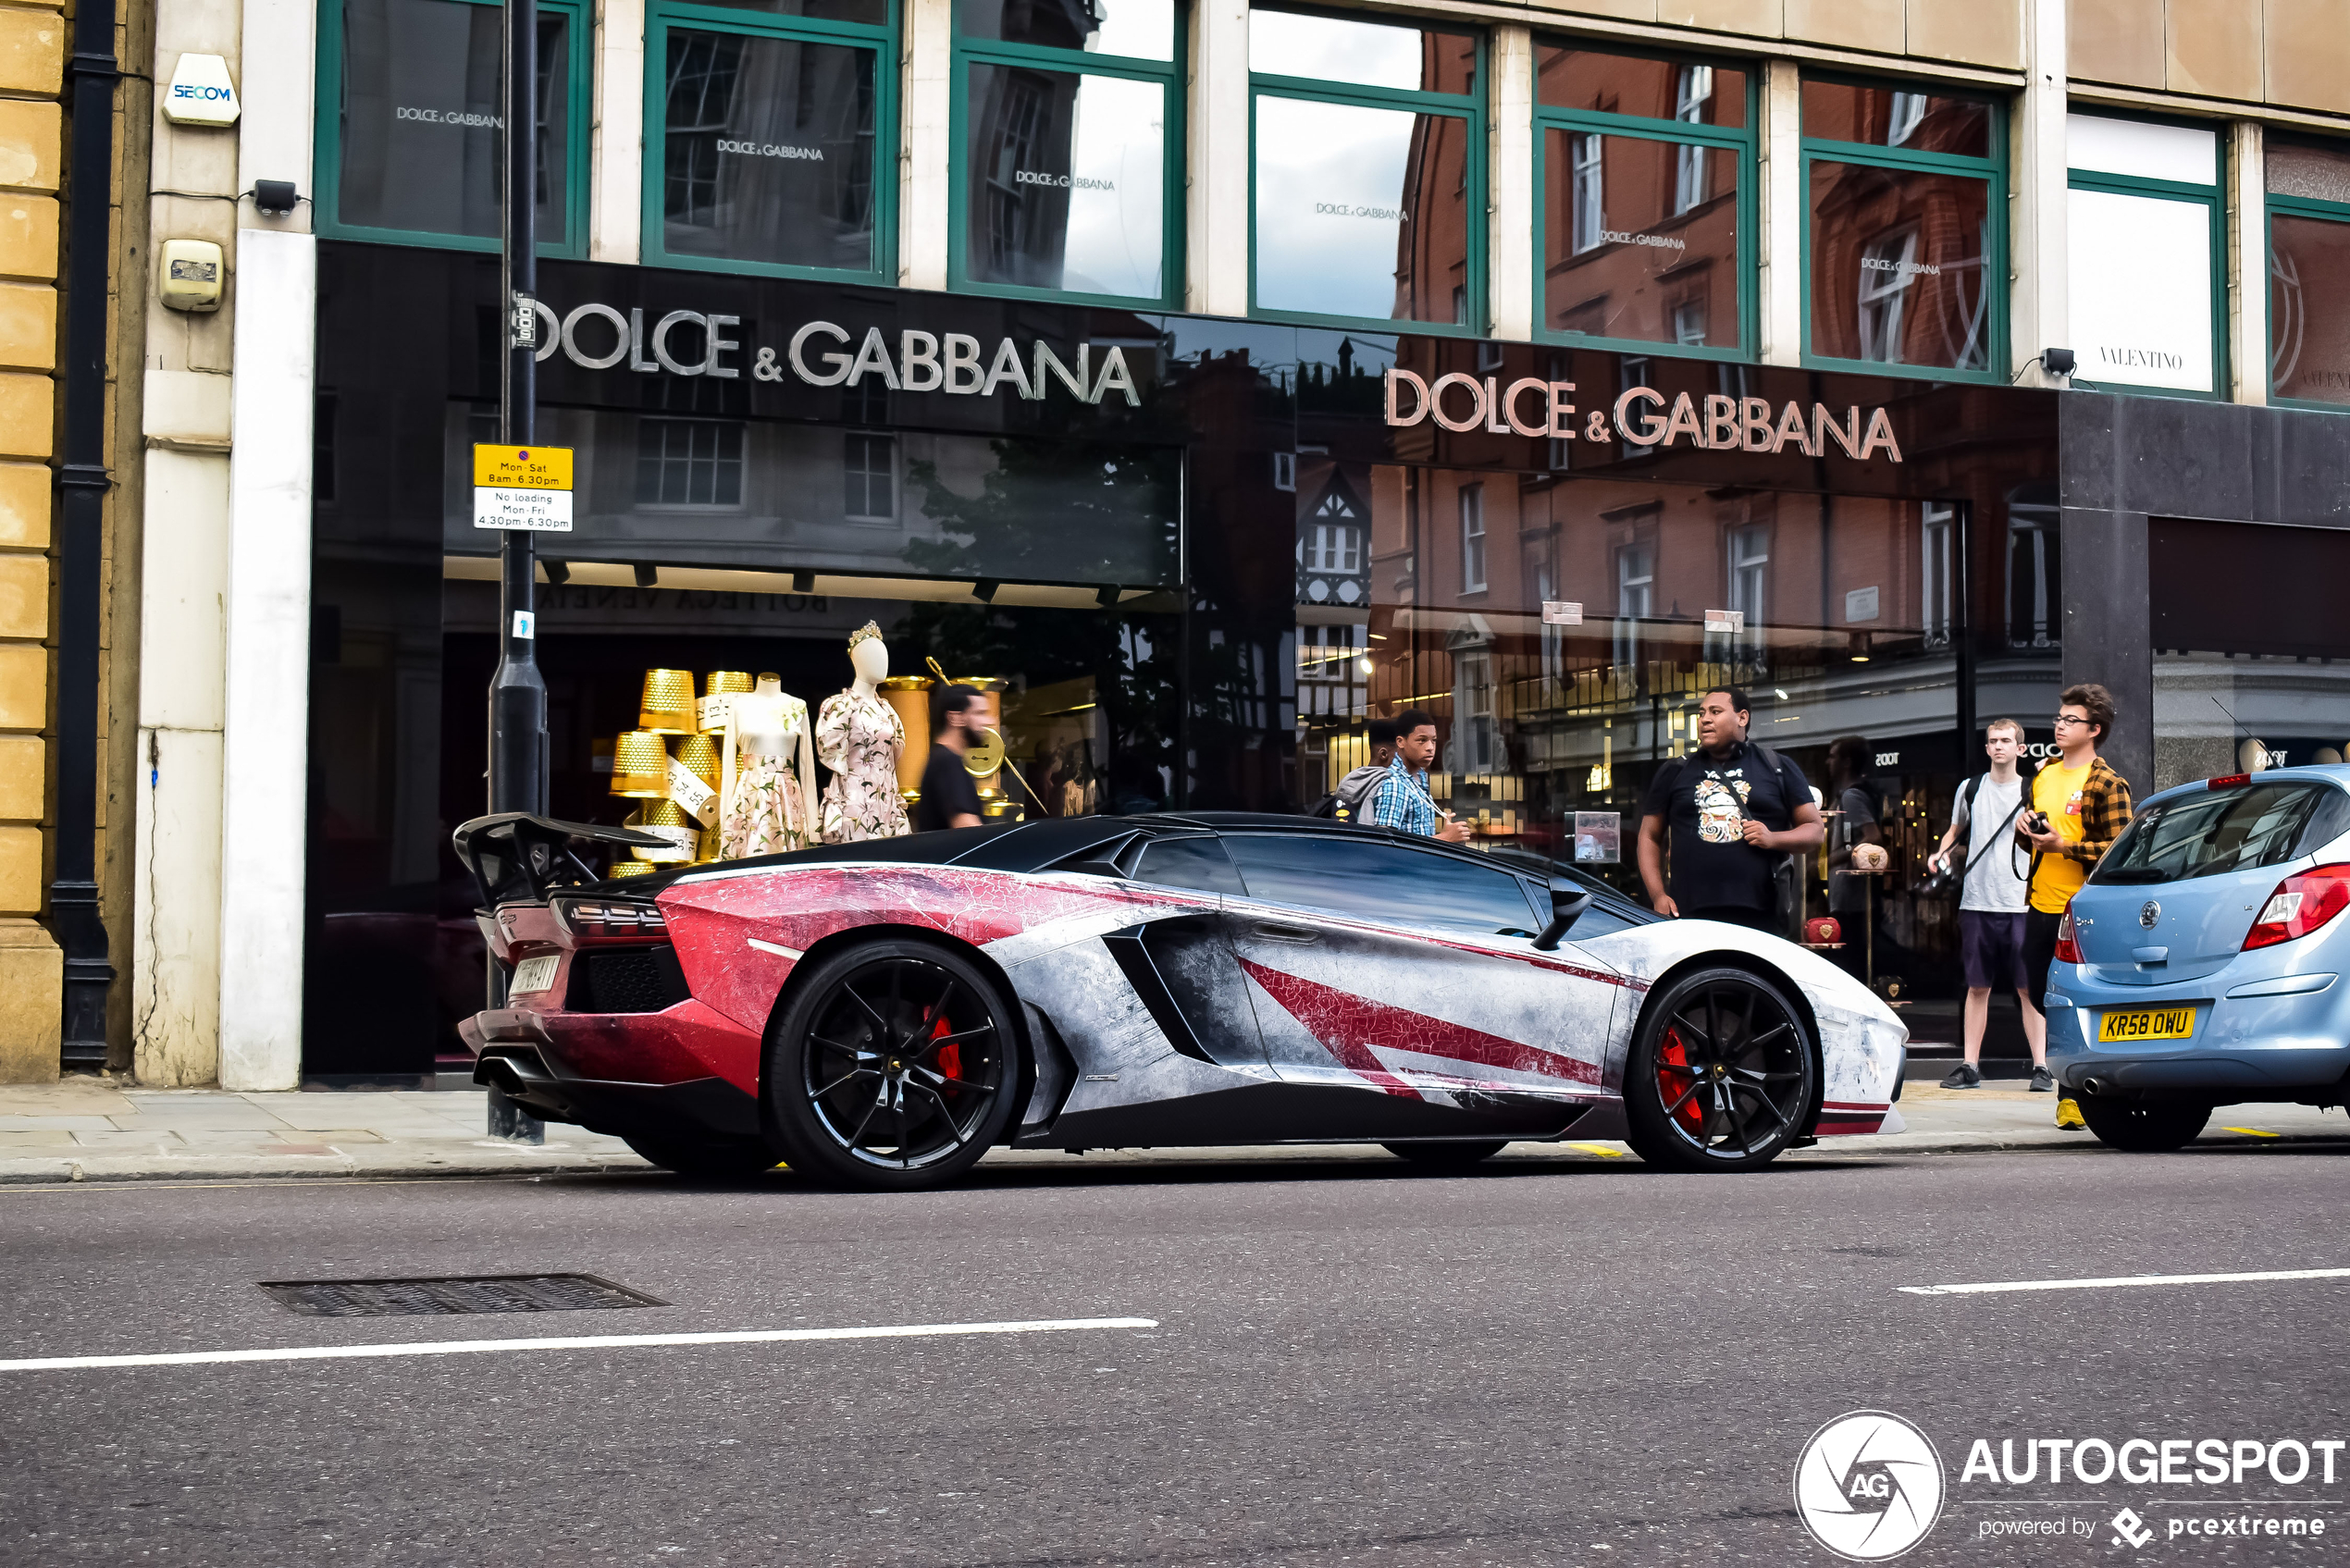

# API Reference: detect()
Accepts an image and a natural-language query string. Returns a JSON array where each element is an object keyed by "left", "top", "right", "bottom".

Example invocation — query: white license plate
[{"left": 511, "top": 955, "right": 560, "bottom": 995}]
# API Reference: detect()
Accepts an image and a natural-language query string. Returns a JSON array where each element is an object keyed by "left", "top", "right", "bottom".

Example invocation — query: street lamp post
[{"left": 488, "top": 0, "right": 546, "bottom": 1142}]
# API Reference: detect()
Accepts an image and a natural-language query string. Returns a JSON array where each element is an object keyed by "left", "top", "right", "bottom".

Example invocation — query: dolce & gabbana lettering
[
  {"left": 516, "top": 299, "right": 1139, "bottom": 404},
  {"left": 1382, "top": 369, "right": 1904, "bottom": 461}
]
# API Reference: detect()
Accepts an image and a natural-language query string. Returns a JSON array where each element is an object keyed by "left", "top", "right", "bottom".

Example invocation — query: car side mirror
[
  {"left": 1531, "top": 879, "right": 1592, "bottom": 951},
  {"left": 1063, "top": 859, "right": 1126, "bottom": 880}
]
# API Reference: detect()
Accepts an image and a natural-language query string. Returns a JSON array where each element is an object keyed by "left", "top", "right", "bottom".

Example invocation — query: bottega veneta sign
[
  {"left": 1382, "top": 369, "right": 1904, "bottom": 461},
  {"left": 518, "top": 301, "right": 1142, "bottom": 406}
]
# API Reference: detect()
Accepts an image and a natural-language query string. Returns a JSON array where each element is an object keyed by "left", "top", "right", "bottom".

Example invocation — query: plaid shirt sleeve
[
  {"left": 2062, "top": 759, "right": 2134, "bottom": 865},
  {"left": 1362, "top": 767, "right": 1439, "bottom": 836}
]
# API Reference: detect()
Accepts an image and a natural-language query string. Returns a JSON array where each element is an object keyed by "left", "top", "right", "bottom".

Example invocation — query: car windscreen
[{"left": 2091, "top": 782, "right": 2350, "bottom": 885}]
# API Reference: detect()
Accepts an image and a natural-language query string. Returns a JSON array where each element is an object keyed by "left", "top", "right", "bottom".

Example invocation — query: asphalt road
[{"left": 3, "top": 1144, "right": 2348, "bottom": 1567}]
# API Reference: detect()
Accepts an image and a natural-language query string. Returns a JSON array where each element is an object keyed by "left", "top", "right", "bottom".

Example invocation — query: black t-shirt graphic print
[{"left": 1640, "top": 742, "right": 1811, "bottom": 914}]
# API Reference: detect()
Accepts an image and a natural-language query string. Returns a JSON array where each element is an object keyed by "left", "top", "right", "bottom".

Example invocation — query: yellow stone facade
[{"left": 0, "top": 0, "right": 57, "bottom": 1081}]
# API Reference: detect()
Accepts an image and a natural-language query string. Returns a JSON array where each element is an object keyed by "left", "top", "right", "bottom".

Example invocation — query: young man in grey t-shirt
[{"left": 1927, "top": 719, "right": 2047, "bottom": 1090}]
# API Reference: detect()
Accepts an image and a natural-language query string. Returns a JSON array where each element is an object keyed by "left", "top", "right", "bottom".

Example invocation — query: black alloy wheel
[
  {"left": 1624, "top": 967, "right": 1819, "bottom": 1172},
  {"left": 765, "top": 939, "right": 1021, "bottom": 1190},
  {"left": 1383, "top": 1141, "right": 1510, "bottom": 1167},
  {"left": 2077, "top": 1096, "right": 2211, "bottom": 1153},
  {"left": 621, "top": 1133, "right": 780, "bottom": 1180}
]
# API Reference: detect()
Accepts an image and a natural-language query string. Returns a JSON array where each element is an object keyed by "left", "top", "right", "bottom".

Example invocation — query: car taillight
[
  {"left": 550, "top": 894, "right": 670, "bottom": 945},
  {"left": 2244, "top": 864, "right": 2350, "bottom": 951},
  {"left": 2053, "top": 908, "right": 2082, "bottom": 965},
  {"left": 2208, "top": 773, "right": 2250, "bottom": 789}
]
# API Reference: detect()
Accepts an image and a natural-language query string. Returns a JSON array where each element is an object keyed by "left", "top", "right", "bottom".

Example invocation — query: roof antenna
[{"left": 2209, "top": 694, "right": 2270, "bottom": 772}]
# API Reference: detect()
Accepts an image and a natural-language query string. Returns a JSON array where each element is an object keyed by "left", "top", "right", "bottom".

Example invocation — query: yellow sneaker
[{"left": 2055, "top": 1096, "right": 2086, "bottom": 1130}]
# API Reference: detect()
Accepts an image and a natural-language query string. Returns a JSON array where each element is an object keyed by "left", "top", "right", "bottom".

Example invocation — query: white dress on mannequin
[{"left": 720, "top": 676, "right": 818, "bottom": 858}]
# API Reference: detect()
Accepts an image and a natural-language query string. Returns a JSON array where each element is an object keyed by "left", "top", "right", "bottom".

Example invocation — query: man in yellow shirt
[{"left": 2017, "top": 684, "right": 2134, "bottom": 1026}]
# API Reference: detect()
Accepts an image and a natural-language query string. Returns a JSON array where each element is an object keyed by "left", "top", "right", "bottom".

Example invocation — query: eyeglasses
[{"left": 2051, "top": 714, "right": 2090, "bottom": 727}]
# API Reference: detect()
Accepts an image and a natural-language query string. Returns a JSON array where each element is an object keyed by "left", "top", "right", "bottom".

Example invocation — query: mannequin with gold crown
[
  {"left": 816, "top": 622, "right": 910, "bottom": 843},
  {"left": 718, "top": 672, "right": 818, "bottom": 858}
]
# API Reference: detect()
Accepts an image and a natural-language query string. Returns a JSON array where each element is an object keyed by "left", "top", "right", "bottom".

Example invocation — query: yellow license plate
[{"left": 2098, "top": 1006, "right": 2196, "bottom": 1043}]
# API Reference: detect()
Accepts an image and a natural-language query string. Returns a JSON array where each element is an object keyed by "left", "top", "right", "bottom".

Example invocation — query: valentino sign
[
  {"left": 1383, "top": 368, "right": 1905, "bottom": 460},
  {"left": 518, "top": 300, "right": 1142, "bottom": 406}
]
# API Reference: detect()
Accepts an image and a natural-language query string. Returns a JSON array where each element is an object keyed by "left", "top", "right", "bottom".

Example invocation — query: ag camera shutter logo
[{"left": 1794, "top": 1411, "right": 1947, "bottom": 1560}]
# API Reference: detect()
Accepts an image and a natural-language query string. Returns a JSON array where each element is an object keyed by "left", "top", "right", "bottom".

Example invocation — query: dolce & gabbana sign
[
  {"left": 1383, "top": 368, "right": 1905, "bottom": 461},
  {"left": 515, "top": 300, "right": 1142, "bottom": 406}
]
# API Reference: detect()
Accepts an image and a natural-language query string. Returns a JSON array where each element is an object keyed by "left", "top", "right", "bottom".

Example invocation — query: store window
[
  {"left": 1249, "top": 7, "right": 1484, "bottom": 331},
  {"left": 318, "top": 0, "right": 591, "bottom": 253},
  {"left": 1802, "top": 78, "right": 2001, "bottom": 378},
  {"left": 1283, "top": 451, "right": 1968, "bottom": 1005},
  {"left": 1535, "top": 43, "right": 1752, "bottom": 358},
  {"left": 952, "top": 0, "right": 1181, "bottom": 305},
  {"left": 2150, "top": 520, "right": 2350, "bottom": 789},
  {"left": 646, "top": 0, "right": 896, "bottom": 279},
  {"left": 2266, "top": 137, "right": 2350, "bottom": 409},
  {"left": 2067, "top": 114, "right": 2223, "bottom": 397}
]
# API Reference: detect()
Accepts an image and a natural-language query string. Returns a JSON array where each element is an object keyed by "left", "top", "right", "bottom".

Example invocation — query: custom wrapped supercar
[{"left": 455, "top": 812, "right": 1907, "bottom": 1189}]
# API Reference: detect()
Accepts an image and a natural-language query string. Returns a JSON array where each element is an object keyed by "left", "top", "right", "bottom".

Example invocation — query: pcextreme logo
[{"left": 1794, "top": 1411, "right": 1948, "bottom": 1561}]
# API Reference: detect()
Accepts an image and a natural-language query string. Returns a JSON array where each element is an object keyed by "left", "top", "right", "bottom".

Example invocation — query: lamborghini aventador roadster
[{"left": 455, "top": 811, "right": 1908, "bottom": 1189}]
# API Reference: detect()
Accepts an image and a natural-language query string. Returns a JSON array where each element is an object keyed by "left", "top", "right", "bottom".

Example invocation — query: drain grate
[{"left": 258, "top": 1273, "right": 666, "bottom": 1317}]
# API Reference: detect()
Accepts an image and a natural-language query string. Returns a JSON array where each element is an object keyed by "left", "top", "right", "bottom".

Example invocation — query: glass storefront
[{"left": 305, "top": 242, "right": 2059, "bottom": 1080}]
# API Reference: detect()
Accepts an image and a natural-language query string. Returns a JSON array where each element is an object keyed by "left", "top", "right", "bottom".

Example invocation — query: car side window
[
  {"left": 1130, "top": 834, "right": 1245, "bottom": 895},
  {"left": 1222, "top": 834, "right": 1542, "bottom": 936}
]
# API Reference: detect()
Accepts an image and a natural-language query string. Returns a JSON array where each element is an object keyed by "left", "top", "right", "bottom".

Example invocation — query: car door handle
[
  {"left": 2132, "top": 946, "right": 2169, "bottom": 964},
  {"left": 1253, "top": 923, "right": 1319, "bottom": 944}
]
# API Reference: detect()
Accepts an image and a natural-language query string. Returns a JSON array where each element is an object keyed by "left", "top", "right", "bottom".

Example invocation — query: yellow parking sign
[
  {"left": 473, "top": 444, "right": 575, "bottom": 531},
  {"left": 473, "top": 444, "right": 575, "bottom": 490}
]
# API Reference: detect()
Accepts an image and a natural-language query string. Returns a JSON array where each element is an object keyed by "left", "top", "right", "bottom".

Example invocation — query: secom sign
[{"left": 1383, "top": 368, "right": 1905, "bottom": 460}]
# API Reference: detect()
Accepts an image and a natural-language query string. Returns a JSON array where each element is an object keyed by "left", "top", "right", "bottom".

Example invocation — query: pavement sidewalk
[{"left": 0, "top": 1076, "right": 2341, "bottom": 1184}]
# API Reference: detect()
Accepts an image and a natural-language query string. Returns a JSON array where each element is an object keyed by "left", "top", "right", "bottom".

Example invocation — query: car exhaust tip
[{"left": 2083, "top": 1076, "right": 2111, "bottom": 1097}]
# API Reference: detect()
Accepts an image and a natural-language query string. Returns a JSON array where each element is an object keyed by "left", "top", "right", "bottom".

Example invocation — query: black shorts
[{"left": 1959, "top": 909, "right": 2029, "bottom": 990}]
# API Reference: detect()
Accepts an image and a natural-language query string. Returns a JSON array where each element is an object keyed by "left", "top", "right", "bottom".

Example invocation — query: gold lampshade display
[
  {"left": 610, "top": 730, "right": 671, "bottom": 797},
  {"left": 701, "top": 671, "right": 754, "bottom": 733},
  {"left": 879, "top": 675, "right": 934, "bottom": 795},
  {"left": 607, "top": 858, "right": 656, "bottom": 879},
  {"left": 638, "top": 668, "right": 699, "bottom": 734},
  {"left": 674, "top": 732, "right": 719, "bottom": 786},
  {"left": 625, "top": 800, "right": 698, "bottom": 863}
]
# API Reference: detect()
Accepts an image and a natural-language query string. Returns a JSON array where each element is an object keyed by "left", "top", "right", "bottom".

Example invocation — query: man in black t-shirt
[
  {"left": 913, "top": 685, "right": 985, "bottom": 833},
  {"left": 1636, "top": 687, "right": 1824, "bottom": 932}
]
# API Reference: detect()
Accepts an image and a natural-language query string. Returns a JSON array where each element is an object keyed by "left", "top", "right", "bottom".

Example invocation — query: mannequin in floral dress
[
  {"left": 816, "top": 622, "right": 910, "bottom": 843},
  {"left": 718, "top": 673, "right": 817, "bottom": 858}
]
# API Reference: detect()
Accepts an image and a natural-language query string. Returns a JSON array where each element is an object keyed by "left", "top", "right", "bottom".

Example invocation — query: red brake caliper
[
  {"left": 1659, "top": 1029, "right": 1703, "bottom": 1134},
  {"left": 933, "top": 1016, "right": 960, "bottom": 1082}
]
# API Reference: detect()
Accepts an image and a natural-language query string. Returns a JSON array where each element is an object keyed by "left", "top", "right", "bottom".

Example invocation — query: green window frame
[
  {"left": 1247, "top": 6, "right": 1488, "bottom": 336},
  {"left": 1800, "top": 73, "right": 2008, "bottom": 384},
  {"left": 315, "top": 0, "right": 594, "bottom": 256},
  {"left": 2066, "top": 111, "right": 2226, "bottom": 401},
  {"left": 1529, "top": 42, "right": 1757, "bottom": 364},
  {"left": 643, "top": 0, "right": 899, "bottom": 283},
  {"left": 948, "top": 0, "right": 1186, "bottom": 309},
  {"left": 2264, "top": 137, "right": 2350, "bottom": 413}
]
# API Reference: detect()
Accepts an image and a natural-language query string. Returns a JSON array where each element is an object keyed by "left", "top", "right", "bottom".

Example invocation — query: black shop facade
[{"left": 305, "top": 240, "right": 2067, "bottom": 1081}]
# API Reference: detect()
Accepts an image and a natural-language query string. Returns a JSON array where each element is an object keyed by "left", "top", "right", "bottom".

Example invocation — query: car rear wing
[{"left": 451, "top": 813, "right": 672, "bottom": 908}]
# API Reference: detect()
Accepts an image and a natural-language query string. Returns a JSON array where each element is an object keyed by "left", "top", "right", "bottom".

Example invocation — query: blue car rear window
[{"left": 2093, "top": 783, "right": 2350, "bottom": 885}]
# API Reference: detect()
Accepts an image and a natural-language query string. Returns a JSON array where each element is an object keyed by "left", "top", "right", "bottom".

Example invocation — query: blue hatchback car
[{"left": 2047, "top": 765, "right": 2350, "bottom": 1150}]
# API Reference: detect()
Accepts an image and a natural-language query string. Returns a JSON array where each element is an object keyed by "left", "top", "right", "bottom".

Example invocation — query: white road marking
[
  {"left": 1900, "top": 1266, "right": 2350, "bottom": 1298},
  {"left": 0, "top": 1315, "right": 1158, "bottom": 1373}
]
